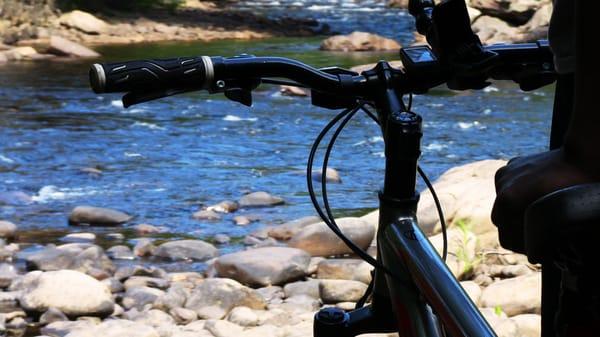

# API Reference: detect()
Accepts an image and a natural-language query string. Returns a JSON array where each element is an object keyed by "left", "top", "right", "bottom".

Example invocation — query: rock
[
  {"left": 242, "top": 324, "right": 283, "bottom": 337},
  {"left": 336, "top": 301, "right": 357, "bottom": 311},
  {"left": 69, "top": 206, "right": 132, "bottom": 226},
  {"left": 123, "top": 276, "right": 169, "bottom": 290},
  {"left": 40, "top": 307, "right": 69, "bottom": 324},
  {"left": 319, "top": 279, "right": 368, "bottom": 303},
  {"left": 268, "top": 216, "right": 321, "bottom": 241},
  {"left": 387, "top": 0, "right": 408, "bottom": 8},
  {"left": 185, "top": 278, "right": 267, "bottom": 319},
  {"left": 121, "top": 286, "right": 165, "bottom": 310},
  {"left": 519, "top": 2, "right": 552, "bottom": 41},
  {"left": 0, "top": 263, "right": 18, "bottom": 288},
  {"left": 227, "top": 306, "right": 260, "bottom": 326},
  {"left": 0, "top": 221, "right": 17, "bottom": 239},
  {"left": 132, "top": 309, "right": 175, "bottom": 327},
  {"left": 490, "top": 264, "right": 533, "bottom": 278},
  {"left": 256, "top": 286, "right": 284, "bottom": 304},
  {"left": 283, "top": 279, "right": 321, "bottom": 299},
  {"left": 41, "top": 320, "right": 98, "bottom": 337},
  {"left": 471, "top": 15, "right": 525, "bottom": 44},
  {"left": 460, "top": 281, "right": 482, "bottom": 306},
  {"left": 114, "top": 265, "right": 166, "bottom": 281},
  {"left": 480, "top": 308, "right": 519, "bottom": 337},
  {"left": 63, "top": 319, "right": 160, "bottom": 337},
  {"left": 192, "top": 209, "right": 221, "bottom": 221},
  {"left": 154, "top": 240, "right": 217, "bottom": 262},
  {"left": 106, "top": 233, "right": 125, "bottom": 241},
  {"left": 0, "top": 52, "right": 7, "bottom": 64},
  {"left": 480, "top": 273, "right": 541, "bottom": 316},
  {"left": 473, "top": 274, "right": 494, "bottom": 287},
  {"left": 469, "top": 0, "right": 544, "bottom": 26},
  {"left": 311, "top": 168, "right": 341, "bottom": 183},
  {"left": 19, "top": 270, "right": 114, "bottom": 317},
  {"left": 234, "top": 215, "right": 260, "bottom": 226},
  {"left": 21, "top": 244, "right": 114, "bottom": 274},
  {"left": 206, "top": 200, "right": 239, "bottom": 213},
  {"left": 170, "top": 307, "right": 197, "bottom": 324},
  {"left": 134, "top": 224, "right": 164, "bottom": 235},
  {"left": 320, "top": 32, "right": 401, "bottom": 51},
  {"left": 61, "top": 233, "right": 96, "bottom": 243},
  {"left": 350, "top": 60, "right": 404, "bottom": 74},
  {"left": 101, "top": 277, "right": 124, "bottom": 293},
  {"left": 288, "top": 217, "right": 374, "bottom": 257},
  {"left": 106, "top": 245, "right": 135, "bottom": 260},
  {"left": 133, "top": 238, "right": 156, "bottom": 257},
  {"left": 281, "top": 294, "right": 320, "bottom": 312},
  {"left": 204, "top": 319, "right": 243, "bottom": 337},
  {"left": 214, "top": 234, "right": 231, "bottom": 244},
  {"left": 154, "top": 284, "right": 189, "bottom": 311},
  {"left": 47, "top": 36, "right": 100, "bottom": 58},
  {"left": 316, "top": 259, "right": 372, "bottom": 284},
  {"left": 280, "top": 85, "right": 309, "bottom": 97},
  {"left": 511, "top": 314, "right": 540, "bottom": 337},
  {"left": 58, "top": 10, "right": 108, "bottom": 35},
  {"left": 307, "top": 257, "right": 324, "bottom": 275},
  {"left": 215, "top": 247, "right": 310, "bottom": 287},
  {"left": 167, "top": 272, "right": 204, "bottom": 285},
  {"left": 0, "top": 191, "right": 32, "bottom": 205},
  {"left": 239, "top": 192, "right": 284, "bottom": 208},
  {"left": 1, "top": 47, "right": 38, "bottom": 61}
]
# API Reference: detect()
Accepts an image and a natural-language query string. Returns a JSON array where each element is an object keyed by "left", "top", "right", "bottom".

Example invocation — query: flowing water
[{"left": 0, "top": 1, "right": 554, "bottom": 249}]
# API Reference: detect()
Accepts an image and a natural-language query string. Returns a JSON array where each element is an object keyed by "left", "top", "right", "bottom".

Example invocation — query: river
[{"left": 0, "top": 1, "right": 553, "bottom": 251}]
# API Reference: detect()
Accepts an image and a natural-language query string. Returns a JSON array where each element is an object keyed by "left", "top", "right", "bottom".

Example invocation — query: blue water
[{"left": 0, "top": 2, "right": 554, "bottom": 243}]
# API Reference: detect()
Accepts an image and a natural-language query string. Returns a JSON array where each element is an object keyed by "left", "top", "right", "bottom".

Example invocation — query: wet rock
[
  {"left": 206, "top": 200, "right": 239, "bottom": 213},
  {"left": 69, "top": 206, "right": 132, "bottom": 226},
  {"left": 154, "top": 240, "right": 217, "bottom": 262},
  {"left": 319, "top": 280, "right": 368, "bottom": 303},
  {"left": 63, "top": 319, "right": 160, "bottom": 337},
  {"left": 316, "top": 259, "right": 372, "bottom": 284},
  {"left": 41, "top": 320, "right": 98, "bottom": 337},
  {"left": 106, "top": 245, "right": 135, "bottom": 260},
  {"left": 185, "top": 278, "right": 267, "bottom": 319},
  {"left": 283, "top": 279, "right": 321, "bottom": 299},
  {"left": 0, "top": 191, "right": 32, "bottom": 206},
  {"left": 61, "top": 233, "right": 96, "bottom": 243},
  {"left": 311, "top": 168, "right": 341, "bottom": 183},
  {"left": 170, "top": 307, "right": 197, "bottom": 325},
  {"left": 123, "top": 276, "right": 169, "bottom": 290},
  {"left": 134, "top": 224, "right": 164, "bottom": 235},
  {"left": 459, "top": 281, "right": 482, "bottom": 306},
  {"left": 227, "top": 306, "right": 260, "bottom": 326},
  {"left": 511, "top": 314, "right": 541, "bottom": 337},
  {"left": 121, "top": 286, "right": 165, "bottom": 311},
  {"left": 19, "top": 270, "right": 114, "bottom": 317},
  {"left": 320, "top": 31, "right": 401, "bottom": 51},
  {"left": 204, "top": 319, "right": 243, "bottom": 337},
  {"left": 239, "top": 192, "right": 284, "bottom": 208},
  {"left": 233, "top": 215, "right": 260, "bottom": 226},
  {"left": 58, "top": 10, "right": 108, "bottom": 35},
  {"left": 214, "top": 234, "right": 231, "bottom": 244},
  {"left": 80, "top": 167, "right": 103, "bottom": 175},
  {"left": 288, "top": 217, "right": 374, "bottom": 257},
  {"left": 192, "top": 209, "right": 221, "bottom": 221},
  {"left": 133, "top": 238, "right": 156, "bottom": 257},
  {"left": 0, "top": 263, "right": 18, "bottom": 288},
  {"left": 0, "top": 221, "right": 17, "bottom": 239},
  {"left": 215, "top": 247, "right": 310, "bottom": 287},
  {"left": 280, "top": 85, "right": 309, "bottom": 97},
  {"left": 480, "top": 273, "right": 541, "bottom": 316},
  {"left": 40, "top": 307, "right": 69, "bottom": 324}
]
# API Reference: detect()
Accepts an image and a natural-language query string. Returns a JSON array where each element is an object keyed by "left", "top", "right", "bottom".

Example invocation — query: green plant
[
  {"left": 454, "top": 219, "right": 482, "bottom": 277},
  {"left": 494, "top": 305, "right": 504, "bottom": 317}
]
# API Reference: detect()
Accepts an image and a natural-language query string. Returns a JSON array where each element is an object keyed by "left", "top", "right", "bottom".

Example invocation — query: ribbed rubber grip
[{"left": 89, "top": 56, "right": 212, "bottom": 94}]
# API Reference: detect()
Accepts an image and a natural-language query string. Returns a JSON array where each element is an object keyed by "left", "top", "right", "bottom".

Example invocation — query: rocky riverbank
[{"left": 0, "top": 160, "right": 542, "bottom": 337}]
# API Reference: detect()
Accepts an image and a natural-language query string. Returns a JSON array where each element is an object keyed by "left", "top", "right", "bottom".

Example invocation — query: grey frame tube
[{"left": 377, "top": 204, "right": 497, "bottom": 337}]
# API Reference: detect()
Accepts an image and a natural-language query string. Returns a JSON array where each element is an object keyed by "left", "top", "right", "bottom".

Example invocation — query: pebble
[
  {"left": 61, "top": 232, "right": 96, "bottom": 243},
  {"left": 0, "top": 263, "right": 18, "bottom": 288},
  {"left": 0, "top": 221, "right": 17, "bottom": 239},
  {"left": 134, "top": 224, "right": 164, "bottom": 235},
  {"left": 153, "top": 240, "right": 218, "bottom": 262},
  {"left": 239, "top": 191, "right": 284, "bottom": 208},
  {"left": 206, "top": 200, "right": 239, "bottom": 213},
  {"left": 170, "top": 307, "right": 197, "bottom": 325},
  {"left": 68, "top": 206, "right": 132, "bottom": 226},
  {"left": 213, "top": 234, "right": 231, "bottom": 244},
  {"left": 133, "top": 238, "right": 156, "bottom": 257},
  {"left": 107, "top": 245, "right": 135, "bottom": 260},
  {"left": 192, "top": 210, "right": 221, "bottom": 221}
]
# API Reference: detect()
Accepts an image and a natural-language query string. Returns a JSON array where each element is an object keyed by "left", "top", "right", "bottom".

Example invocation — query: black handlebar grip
[{"left": 89, "top": 56, "right": 214, "bottom": 94}]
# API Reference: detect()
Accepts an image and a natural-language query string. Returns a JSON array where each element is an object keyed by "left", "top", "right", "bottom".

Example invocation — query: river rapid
[{"left": 0, "top": 1, "right": 553, "bottom": 249}]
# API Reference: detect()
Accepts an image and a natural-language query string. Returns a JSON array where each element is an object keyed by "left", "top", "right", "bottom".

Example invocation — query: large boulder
[
  {"left": 58, "top": 10, "right": 108, "bottom": 35},
  {"left": 185, "top": 278, "right": 267, "bottom": 319},
  {"left": 48, "top": 36, "right": 100, "bottom": 58},
  {"left": 21, "top": 244, "right": 114, "bottom": 274},
  {"left": 68, "top": 206, "right": 131, "bottom": 226},
  {"left": 215, "top": 247, "right": 310, "bottom": 287},
  {"left": 18, "top": 270, "right": 114, "bottom": 317},
  {"left": 469, "top": 0, "right": 547, "bottom": 26},
  {"left": 268, "top": 216, "right": 321, "bottom": 241},
  {"left": 319, "top": 279, "right": 368, "bottom": 303},
  {"left": 316, "top": 258, "right": 372, "bottom": 284},
  {"left": 480, "top": 273, "right": 541, "bottom": 316},
  {"left": 320, "top": 32, "right": 401, "bottom": 51},
  {"left": 153, "top": 240, "right": 217, "bottom": 262},
  {"left": 472, "top": 16, "right": 524, "bottom": 44},
  {"left": 288, "top": 217, "right": 374, "bottom": 257}
]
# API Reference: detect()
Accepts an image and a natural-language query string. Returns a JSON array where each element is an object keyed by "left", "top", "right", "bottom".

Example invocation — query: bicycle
[{"left": 88, "top": 0, "right": 566, "bottom": 336}]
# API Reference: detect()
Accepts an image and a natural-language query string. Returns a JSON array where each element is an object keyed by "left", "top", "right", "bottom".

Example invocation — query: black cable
[
  {"left": 407, "top": 93, "right": 413, "bottom": 111},
  {"left": 355, "top": 272, "right": 375, "bottom": 309},
  {"left": 418, "top": 166, "right": 448, "bottom": 261},
  {"left": 261, "top": 78, "right": 309, "bottom": 87}
]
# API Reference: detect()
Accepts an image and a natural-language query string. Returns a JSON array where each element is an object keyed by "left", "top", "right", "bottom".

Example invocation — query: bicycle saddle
[{"left": 524, "top": 183, "right": 600, "bottom": 269}]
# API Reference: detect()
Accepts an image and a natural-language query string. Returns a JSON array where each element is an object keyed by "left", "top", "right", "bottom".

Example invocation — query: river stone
[
  {"left": 0, "top": 221, "right": 17, "bottom": 239},
  {"left": 480, "top": 308, "right": 519, "bottom": 337},
  {"left": 480, "top": 273, "right": 541, "bottom": 316},
  {"left": 268, "top": 216, "right": 321, "bottom": 241},
  {"left": 280, "top": 85, "right": 309, "bottom": 97},
  {"left": 40, "top": 307, "right": 69, "bottom": 324},
  {"left": 41, "top": 320, "right": 98, "bottom": 337},
  {"left": 58, "top": 10, "right": 108, "bottom": 34},
  {"left": 106, "top": 245, "right": 135, "bottom": 260},
  {"left": 281, "top": 294, "right": 320, "bottom": 312},
  {"left": 133, "top": 238, "right": 156, "bottom": 257},
  {"left": 19, "top": 270, "right": 114, "bottom": 317},
  {"left": 239, "top": 192, "right": 284, "bottom": 207},
  {"left": 319, "top": 279, "right": 368, "bottom": 303},
  {"left": 316, "top": 258, "right": 372, "bottom": 284},
  {"left": 0, "top": 263, "right": 18, "bottom": 288},
  {"left": 215, "top": 247, "right": 310, "bottom": 287},
  {"left": 61, "top": 233, "right": 96, "bottom": 243},
  {"left": 242, "top": 324, "right": 283, "bottom": 337},
  {"left": 64, "top": 319, "right": 160, "bottom": 337},
  {"left": 227, "top": 306, "right": 260, "bottom": 326},
  {"left": 153, "top": 284, "right": 189, "bottom": 311},
  {"left": 206, "top": 200, "right": 239, "bottom": 213},
  {"left": 134, "top": 224, "right": 164, "bottom": 235},
  {"left": 428, "top": 227, "right": 477, "bottom": 279},
  {"left": 69, "top": 206, "right": 132, "bottom": 226},
  {"left": 204, "top": 319, "right": 243, "bottom": 337},
  {"left": 121, "top": 286, "right": 165, "bottom": 310},
  {"left": 283, "top": 279, "right": 321, "bottom": 299},
  {"left": 132, "top": 309, "right": 175, "bottom": 327},
  {"left": 470, "top": 0, "right": 541, "bottom": 26},
  {"left": 511, "top": 314, "right": 541, "bottom": 337},
  {"left": 311, "top": 168, "right": 341, "bottom": 183},
  {"left": 153, "top": 240, "right": 217, "bottom": 261},
  {"left": 192, "top": 209, "right": 221, "bottom": 221},
  {"left": 288, "top": 217, "right": 374, "bottom": 257},
  {"left": 320, "top": 31, "right": 401, "bottom": 51},
  {"left": 214, "top": 234, "right": 231, "bottom": 244},
  {"left": 256, "top": 286, "right": 284, "bottom": 304},
  {"left": 169, "top": 307, "right": 197, "bottom": 325},
  {"left": 114, "top": 265, "right": 166, "bottom": 281},
  {"left": 459, "top": 281, "right": 482, "bottom": 306},
  {"left": 101, "top": 277, "right": 124, "bottom": 293},
  {"left": 123, "top": 276, "right": 169, "bottom": 290},
  {"left": 185, "top": 278, "right": 267, "bottom": 319},
  {"left": 22, "top": 245, "right": 114, "bottom": 274}
]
